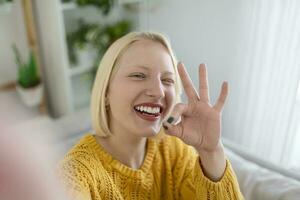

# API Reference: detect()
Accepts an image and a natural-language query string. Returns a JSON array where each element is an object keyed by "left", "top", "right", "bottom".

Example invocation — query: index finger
[{"left": 177, "top": 62, "right": 200, "bottom": 102}]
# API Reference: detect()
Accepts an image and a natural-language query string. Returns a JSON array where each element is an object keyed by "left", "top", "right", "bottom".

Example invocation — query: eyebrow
[{"left": 131, "top": 65, "right": 175, "bottom": 75}]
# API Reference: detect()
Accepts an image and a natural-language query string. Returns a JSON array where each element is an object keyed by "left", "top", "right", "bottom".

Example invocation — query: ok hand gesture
[{"left": 163, "top": 63, "right": 228, "bottom": 154}]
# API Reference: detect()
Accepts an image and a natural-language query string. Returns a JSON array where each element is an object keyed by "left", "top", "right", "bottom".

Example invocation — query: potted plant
[{"left": 12, "top": 44, "right": 43, "bottom": 107}]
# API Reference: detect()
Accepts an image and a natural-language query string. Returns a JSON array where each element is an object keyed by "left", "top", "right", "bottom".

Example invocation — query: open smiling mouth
[{"left": 133, "top": 105, "right": 163, "bottom": 122}]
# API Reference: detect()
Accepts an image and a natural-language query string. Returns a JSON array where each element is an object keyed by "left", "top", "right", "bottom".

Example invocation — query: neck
[{"left": 96, "top": 130, "right": 147, "bottom": 170}]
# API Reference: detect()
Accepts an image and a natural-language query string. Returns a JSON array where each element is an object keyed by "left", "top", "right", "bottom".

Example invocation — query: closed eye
[
  {"left": 129, "top": 73, "right": 146, "bottom": 79},
  {"left": 162, "top": 78, "right": 175, "bottom": 85}
]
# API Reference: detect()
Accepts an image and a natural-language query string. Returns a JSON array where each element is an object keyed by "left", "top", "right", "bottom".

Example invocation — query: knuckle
[{"left": 174, "top": 103, "right": 185, "bottom": 110}]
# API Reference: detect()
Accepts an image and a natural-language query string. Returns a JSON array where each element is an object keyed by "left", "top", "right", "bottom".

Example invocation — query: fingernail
[
  {"left": 163, "top": 124, "right": 168, "bottom": 130},
  {"left": 167, "top": 117, "right": 174, "bottom": 124}
]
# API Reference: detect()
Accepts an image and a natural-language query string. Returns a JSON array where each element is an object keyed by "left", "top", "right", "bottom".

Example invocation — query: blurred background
[{"left": 0, "top": 0, "right": 300, "bottom": 199}]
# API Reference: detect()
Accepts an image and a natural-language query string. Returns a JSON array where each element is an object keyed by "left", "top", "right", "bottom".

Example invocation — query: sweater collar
[{"left": 85, "top": 134, "right": 157, "bottom": 178}]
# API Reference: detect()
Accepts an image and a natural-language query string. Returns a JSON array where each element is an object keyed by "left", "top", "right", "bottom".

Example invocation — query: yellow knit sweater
[{"left": 58, "top": 133, "right": 244, "bottom": 200}]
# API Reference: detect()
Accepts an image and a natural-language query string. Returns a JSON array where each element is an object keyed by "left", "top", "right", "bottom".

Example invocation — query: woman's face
[{"left": 107, "top": 39, "right": 176, "bottom": 138}]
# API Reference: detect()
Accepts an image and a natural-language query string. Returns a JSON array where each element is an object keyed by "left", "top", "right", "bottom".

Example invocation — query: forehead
[{"left": 116, "top": 39, "right": 175, "bottom": 73}]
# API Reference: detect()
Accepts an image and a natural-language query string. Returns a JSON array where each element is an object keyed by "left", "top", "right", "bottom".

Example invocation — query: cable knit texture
[{"left": 58, "top": 133, "right": 244, "bottom": 200}]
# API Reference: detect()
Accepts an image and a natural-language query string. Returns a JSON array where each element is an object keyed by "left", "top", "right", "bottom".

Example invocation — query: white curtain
[{"left": 222, "top": 0, "right": 300, "bottom": 170}]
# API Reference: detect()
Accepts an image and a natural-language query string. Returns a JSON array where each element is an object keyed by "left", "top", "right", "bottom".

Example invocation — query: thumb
[{"left": 163, "top": 103, "right": 187, "bottom": 138}]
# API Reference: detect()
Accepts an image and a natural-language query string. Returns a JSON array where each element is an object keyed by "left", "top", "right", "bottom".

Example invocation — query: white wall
[{"left": 0, "top": 1, "right": 29, "bottom": 85}]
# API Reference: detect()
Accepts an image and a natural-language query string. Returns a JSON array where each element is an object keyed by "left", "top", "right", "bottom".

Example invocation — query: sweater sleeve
[
  {"left": 57, "top": 158, "right": 95, "bottom": 200},
  {"left": 171, "top": 139, "right": 244, "bottom": 200},
  {"left": 172, "top": 141, "right": 244, "bottom": 199}
]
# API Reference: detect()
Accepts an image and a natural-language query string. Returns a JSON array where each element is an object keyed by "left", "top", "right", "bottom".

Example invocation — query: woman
[{"left": 58, "top": 31, "right": 244, "bottom": 199}]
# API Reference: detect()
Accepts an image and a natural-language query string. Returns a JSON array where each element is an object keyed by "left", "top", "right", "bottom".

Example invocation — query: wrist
[
  {"left": 195, "top": 141, "right": 224, "bottom": 154},
  {"left": 196, "top": 144, "right": 226, "bottom": 181}
]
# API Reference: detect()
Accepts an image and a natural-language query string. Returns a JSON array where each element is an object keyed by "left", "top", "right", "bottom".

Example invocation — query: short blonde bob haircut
[{"left": 90, "top": 31, "right": 182, "bottom": 137}]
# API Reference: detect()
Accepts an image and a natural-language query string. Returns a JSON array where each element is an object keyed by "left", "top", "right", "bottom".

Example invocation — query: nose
[{"left": 145, "top": 78, "right": 165, "bottom": 99}]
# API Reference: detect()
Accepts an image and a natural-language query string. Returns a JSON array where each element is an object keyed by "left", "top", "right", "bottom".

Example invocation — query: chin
[
  {"left": 144, "top": 127, "right": 162, "bottom": 137},
  {"left": 131, "top": 120, "right": 163, "bottom": 137},
  {"left": 143, "top": 131, "right": 158, "bottom": 137}
]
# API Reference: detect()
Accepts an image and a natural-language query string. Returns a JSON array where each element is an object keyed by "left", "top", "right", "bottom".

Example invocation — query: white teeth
[
  {"left": 135, "top": 106, "right": 160, "bottom": 114},
  {"left": 150, "top": 107, "right": 155, "bottom": 113}
]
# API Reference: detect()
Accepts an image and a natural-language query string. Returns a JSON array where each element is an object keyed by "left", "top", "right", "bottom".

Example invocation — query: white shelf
[
  {"left": 61, "top": 2, "right": 77, "bottom": 11},
  {"left": 61, "top": 2, "right": 101, "bottom": 11},
  {"left": 68, "top": 64, "right": 94, "bottom": 77},
  {"left": 62, "top": 0, "right": 141, "bottom": 11},
  {"left": 118, "top": 0, "right": 141, "bottom": 4}
]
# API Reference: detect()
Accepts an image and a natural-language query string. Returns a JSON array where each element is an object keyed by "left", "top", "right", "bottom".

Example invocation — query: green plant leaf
[{"left": 13, "top": 46, "right": 40, "bottom": 88}]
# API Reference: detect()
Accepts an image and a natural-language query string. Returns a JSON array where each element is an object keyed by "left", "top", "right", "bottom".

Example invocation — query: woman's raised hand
[{"left": 163, "top": 62, "right": 228, "bottom": 153}]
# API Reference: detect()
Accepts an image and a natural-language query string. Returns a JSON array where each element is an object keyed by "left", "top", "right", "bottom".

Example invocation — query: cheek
[
  {"left": 108, "top": 83, "right": 142, "bottom": 112},
  {"left": 109, "top": 91, "right": 130, "bottom": 112}
]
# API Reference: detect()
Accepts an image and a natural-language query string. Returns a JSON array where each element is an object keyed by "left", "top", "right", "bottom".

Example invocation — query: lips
[{"left": 133, "top": 103, "right": 164, "bottom": 122}]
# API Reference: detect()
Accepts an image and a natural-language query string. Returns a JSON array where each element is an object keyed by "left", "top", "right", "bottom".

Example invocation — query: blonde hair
[{"left": 90, "top": 31, "right": 182, "bottom": 137}]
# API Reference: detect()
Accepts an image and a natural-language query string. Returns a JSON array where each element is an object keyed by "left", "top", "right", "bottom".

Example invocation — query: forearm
[{"left": 196, "top": 143, "right": 226, "bottom": 182}]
